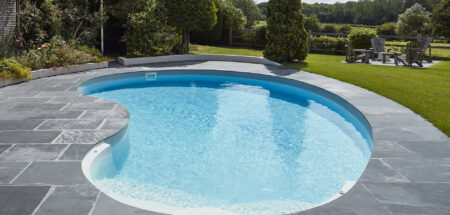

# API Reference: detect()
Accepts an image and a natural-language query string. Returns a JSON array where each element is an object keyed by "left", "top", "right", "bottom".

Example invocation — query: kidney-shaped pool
[{"left": 79, "top": 70, "right": 372, "bottom": 215}]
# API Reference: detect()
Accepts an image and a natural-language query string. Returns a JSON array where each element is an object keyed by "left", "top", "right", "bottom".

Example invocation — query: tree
[
  {"left": 230, "top": 0, "right": 262, "bottom": 28},
  {"left": 264, "top": 0, "right": 308, "bottom": 62},
  {"left": 257, "top": 2, "right": 268, "bottom": 19},
  {"left": 397, "top": 3, "right": 432, "bottom": 36},
  {"left": 222, "top": 0, "right": 247, "bottom": 30},
  {"left": 432, "top": 0, "right": 450, "bottom": 37},
  {"left": 165, "top": 0, "right": 217, "bottom": 53},
  {"left": 123, "top": 0, "right": 179, "bottom": 57},
  {"left": 304, "top": 15, "right": 321, "bottom": 33}
]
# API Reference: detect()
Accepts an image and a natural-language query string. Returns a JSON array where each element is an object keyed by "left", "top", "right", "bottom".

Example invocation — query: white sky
[{"left": 255, "top": 0, "right": 357, "bottom": 3}]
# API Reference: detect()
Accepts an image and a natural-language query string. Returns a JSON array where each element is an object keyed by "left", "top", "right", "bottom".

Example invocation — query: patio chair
[
  {"left": 370, "top": 37, "right": 391, "bottom": 60},
  {"left": 345, "top": 43, "right": 369, "bottom": 63},
  {"left": 394, "top": 38, "right": 431, "bottom": 67}
]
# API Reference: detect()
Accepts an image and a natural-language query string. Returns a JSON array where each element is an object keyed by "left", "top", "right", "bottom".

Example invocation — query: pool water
[{"left": 81, "top": 72, "right": 372, "bottom": 215}]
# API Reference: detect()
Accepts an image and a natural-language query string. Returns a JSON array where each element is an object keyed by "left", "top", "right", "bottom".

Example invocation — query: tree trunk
[
  {"left": 229, "top": 27, "right": 232, "bottom": 46},
  {"left": 183, "top": 29, "right": 190, "bottom": 53}
]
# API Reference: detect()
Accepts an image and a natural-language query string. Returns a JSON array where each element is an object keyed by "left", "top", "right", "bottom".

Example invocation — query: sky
[{"left": 255, "top": 0, "right": 356, "bottom": 4}]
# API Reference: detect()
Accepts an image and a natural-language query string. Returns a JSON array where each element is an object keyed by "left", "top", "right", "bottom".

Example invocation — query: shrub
[
  {"left": 376, "top": 22, "right": 397, "bottom": 36},
  {"left": 348, "top": 29, "right": 377, "bottom": 49},
  {"left": 338, "top": 25, "right": 352, "bottom": 35},
  {"left": 311, "top": 36, "right": 348, "bottom": 54},
  {"left": 0, "top": 58, "right": 31, "bottom": 80},
  {"left": 397, "top": 3, "right": 432, "bottom": 36},
  {"left": 304, "top": 15, "right": 321, "bottom": 33},
  {"left": 123, "top": 0, "right": 180, "bottom": 58},
  {"left": 18, "top": 37, "right": 102, "bottom": 70},
  {"left": 321, "top": 24, "right": 337, "bottom": 33},
  {"left": 432, "top": 0, "right": 450, "bottom": 37},
  {"left": 264, "top": 0, "right": 308, "bottom": 62}
]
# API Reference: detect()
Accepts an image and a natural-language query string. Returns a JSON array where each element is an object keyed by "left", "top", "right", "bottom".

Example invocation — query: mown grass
[{"left": 191, "top": 45, "right": 450, "bottom": 136}]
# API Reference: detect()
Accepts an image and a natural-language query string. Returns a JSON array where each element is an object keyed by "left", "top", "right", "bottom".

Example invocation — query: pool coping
[{"left": 0, "top": 60, "right": 449, "bottom": 215}]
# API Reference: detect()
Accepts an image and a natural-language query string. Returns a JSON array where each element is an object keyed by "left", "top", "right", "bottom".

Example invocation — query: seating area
[{"left": 345, "top": 36, "right": 436, "bottom": 68}]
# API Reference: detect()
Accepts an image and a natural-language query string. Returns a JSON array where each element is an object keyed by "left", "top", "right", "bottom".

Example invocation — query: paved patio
[{"left": 0, "top": 61, "right": 449, "bottom": 215}]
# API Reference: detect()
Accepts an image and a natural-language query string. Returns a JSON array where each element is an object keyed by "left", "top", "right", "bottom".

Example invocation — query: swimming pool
[{"left": 80, "top": 70, "right": 372, "bottom": 215}]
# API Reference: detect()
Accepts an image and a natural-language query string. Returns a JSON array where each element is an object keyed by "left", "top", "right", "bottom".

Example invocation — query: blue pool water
[{"left": 80, "top": 71, "right": 372, "bottom": 215}]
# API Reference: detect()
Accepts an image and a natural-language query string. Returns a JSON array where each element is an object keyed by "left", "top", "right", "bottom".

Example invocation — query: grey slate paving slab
[
  {"left": 384, "top": 203, "right": 450, "bottom": 215},
  {"left": 100, "top": 119, "right": 128, "bottom": 129},
  {"left": 397, "top": 140, "right": 450, "bottom": 158},
  {"left": 0, "top": 91, "right": 41, "bottom": 97},
  {"left": 363, "top": 182, "right": 450, "bottom": 213},
  {"left": 90, "top": 193, "right": 166, "bottom": 215},
  {"left": 296, "top": 184, "right": 392, "bottom": 215},
  {"left": 29, "top": 86, "right": 71, "bottom": 91},
  {"left": 371, "top": 141, "right": 416, "bottom": 158},
  {"left": 34, "top": 186, "right": 99, "bottom": 215},
  {"left": 382, "top": 158, "right": 450, "bottom": 182},
  {"left": 0, "top": 120, "right": 45, "bottom": 130},
  {"left": 0, "top": 186, "right": 50, "bottom": 215},
  {"left": 37, "top": 119, "right": 104, "bottom": 130},
  {"left": 359, "top": 159, "right": 409, "bottom": 183},
  {"left": 0, "top": 144, "right": 11, "bottom": 154},
  {"left": 63, "top": 102, "right": 116, "bottom": 110},
  {"left": 0, "top": 131, "right": 62, "bottom": 143},
  {"left": 81, "top": 108, "right": 129, "bottom": 119},
  {"left": 49, "top": 96, "right": 98, "bottom": 103},
  {"left": 0, "top": 144, "right": 67, "bottom": 161},
  {"left": 0, "top": 110, "right": 83, "bottom": 120},
  {"left": 53, "top": 130, "right": 117, "bottom": 144},
  {"left": 0, "top": 162, "right": 29, "bottom": 184},
  {"left": 13, "top": 161, "right": 89, "bottom": 185},
  {"left": 59, "top": 144, "right": 93, "bottom": 160},
  {"left": 0, "top": 103, "right": 67, "bottom": 111},
  {"left": 1, "top": 97, "right": 52, "bottom": 103}
]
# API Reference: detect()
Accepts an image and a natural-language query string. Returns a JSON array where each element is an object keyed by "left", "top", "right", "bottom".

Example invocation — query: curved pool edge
[{"left": 79, "top": 69, "right": 374, "bottom": 215}]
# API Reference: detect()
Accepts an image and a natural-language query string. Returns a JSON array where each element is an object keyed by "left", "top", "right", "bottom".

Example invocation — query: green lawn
[{"left": 191, "top": 45, "right": 450, "bottom": 136}]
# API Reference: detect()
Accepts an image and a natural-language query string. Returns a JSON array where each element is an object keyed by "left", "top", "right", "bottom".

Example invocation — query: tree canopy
[
  {"left": 432, "top": 0, "right": 450, "bottom": 37},
  {"left": 396, "top": 3, "right": 432, "bottom": 36},
  {"left": 165, "top": 0, "right": 217, "bottom": 52}
]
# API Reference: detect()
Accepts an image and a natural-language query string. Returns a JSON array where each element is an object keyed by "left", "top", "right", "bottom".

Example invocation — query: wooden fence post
[
  {"left": 308, "top": 30, "right": 312, "bottom": 53},
  {"left": 229, "top": 27, "right": 232, "bottom": 46}
]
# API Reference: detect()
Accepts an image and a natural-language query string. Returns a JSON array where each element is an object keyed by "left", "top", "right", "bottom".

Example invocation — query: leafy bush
[
  {"left": 264, "top": 0, "right": 308, "bottom": 62},
  {"left": 304, "top": 15, "right": 321, "bottom": 33},
  {"left": 376, "top": 22, "right": 397, "bottom": 36},
  {"left": 123, "top": 0, "right": 180, "bottom": 57},
  {"left": 338, "top": 25, "right": 352, "bottom": 35},
  {"left": 19, "top": 0, "right": 104, "bottom": 50},
  {"left": 321, "top": 24, "right": 337, "bottom": 33},
  {"left": 397, "top": 3, "right": 432, "bottom": 36},
  {"left": 311, "top": 36, "right": 348, "bottom": 54},
  {"left": 18, "top": 37, "right": 103, "bottom": 70},
  {"left": 0, "top": 58, "right": 31, "bottom": 80},
  {"left": 348, "top": 29, "right": 377, "bottom": 49},
  {"left": 432, "top": 0, "right": 450, "bottom": 37}
]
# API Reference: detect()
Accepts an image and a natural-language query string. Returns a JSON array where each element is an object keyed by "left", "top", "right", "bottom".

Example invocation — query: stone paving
[{"left": 0, "top": 61, "right": 449, "bottom": 215}]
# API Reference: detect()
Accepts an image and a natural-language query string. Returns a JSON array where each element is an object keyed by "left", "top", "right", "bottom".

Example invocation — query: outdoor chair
[
  {"left": 345, "top": 44, "right": 370, "bottom": 64},
  {"left": 394, "top": 38, "right": 432, "bottom": 67},
  {"left": 370, "top": 37, "right": 391, "bottom": 60}
]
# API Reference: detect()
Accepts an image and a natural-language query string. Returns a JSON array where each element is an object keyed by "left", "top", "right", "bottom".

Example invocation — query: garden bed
[{"left": 0, "top": 61, "right": 108, "bottom": 88}]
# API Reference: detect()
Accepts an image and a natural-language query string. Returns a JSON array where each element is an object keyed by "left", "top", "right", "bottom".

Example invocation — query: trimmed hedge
[
  {"left": 348, "top": 29, "right": 377, "bottom": 49},
  {"left": 311, "top": 36, "right": 348, "bottom": 54}
]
